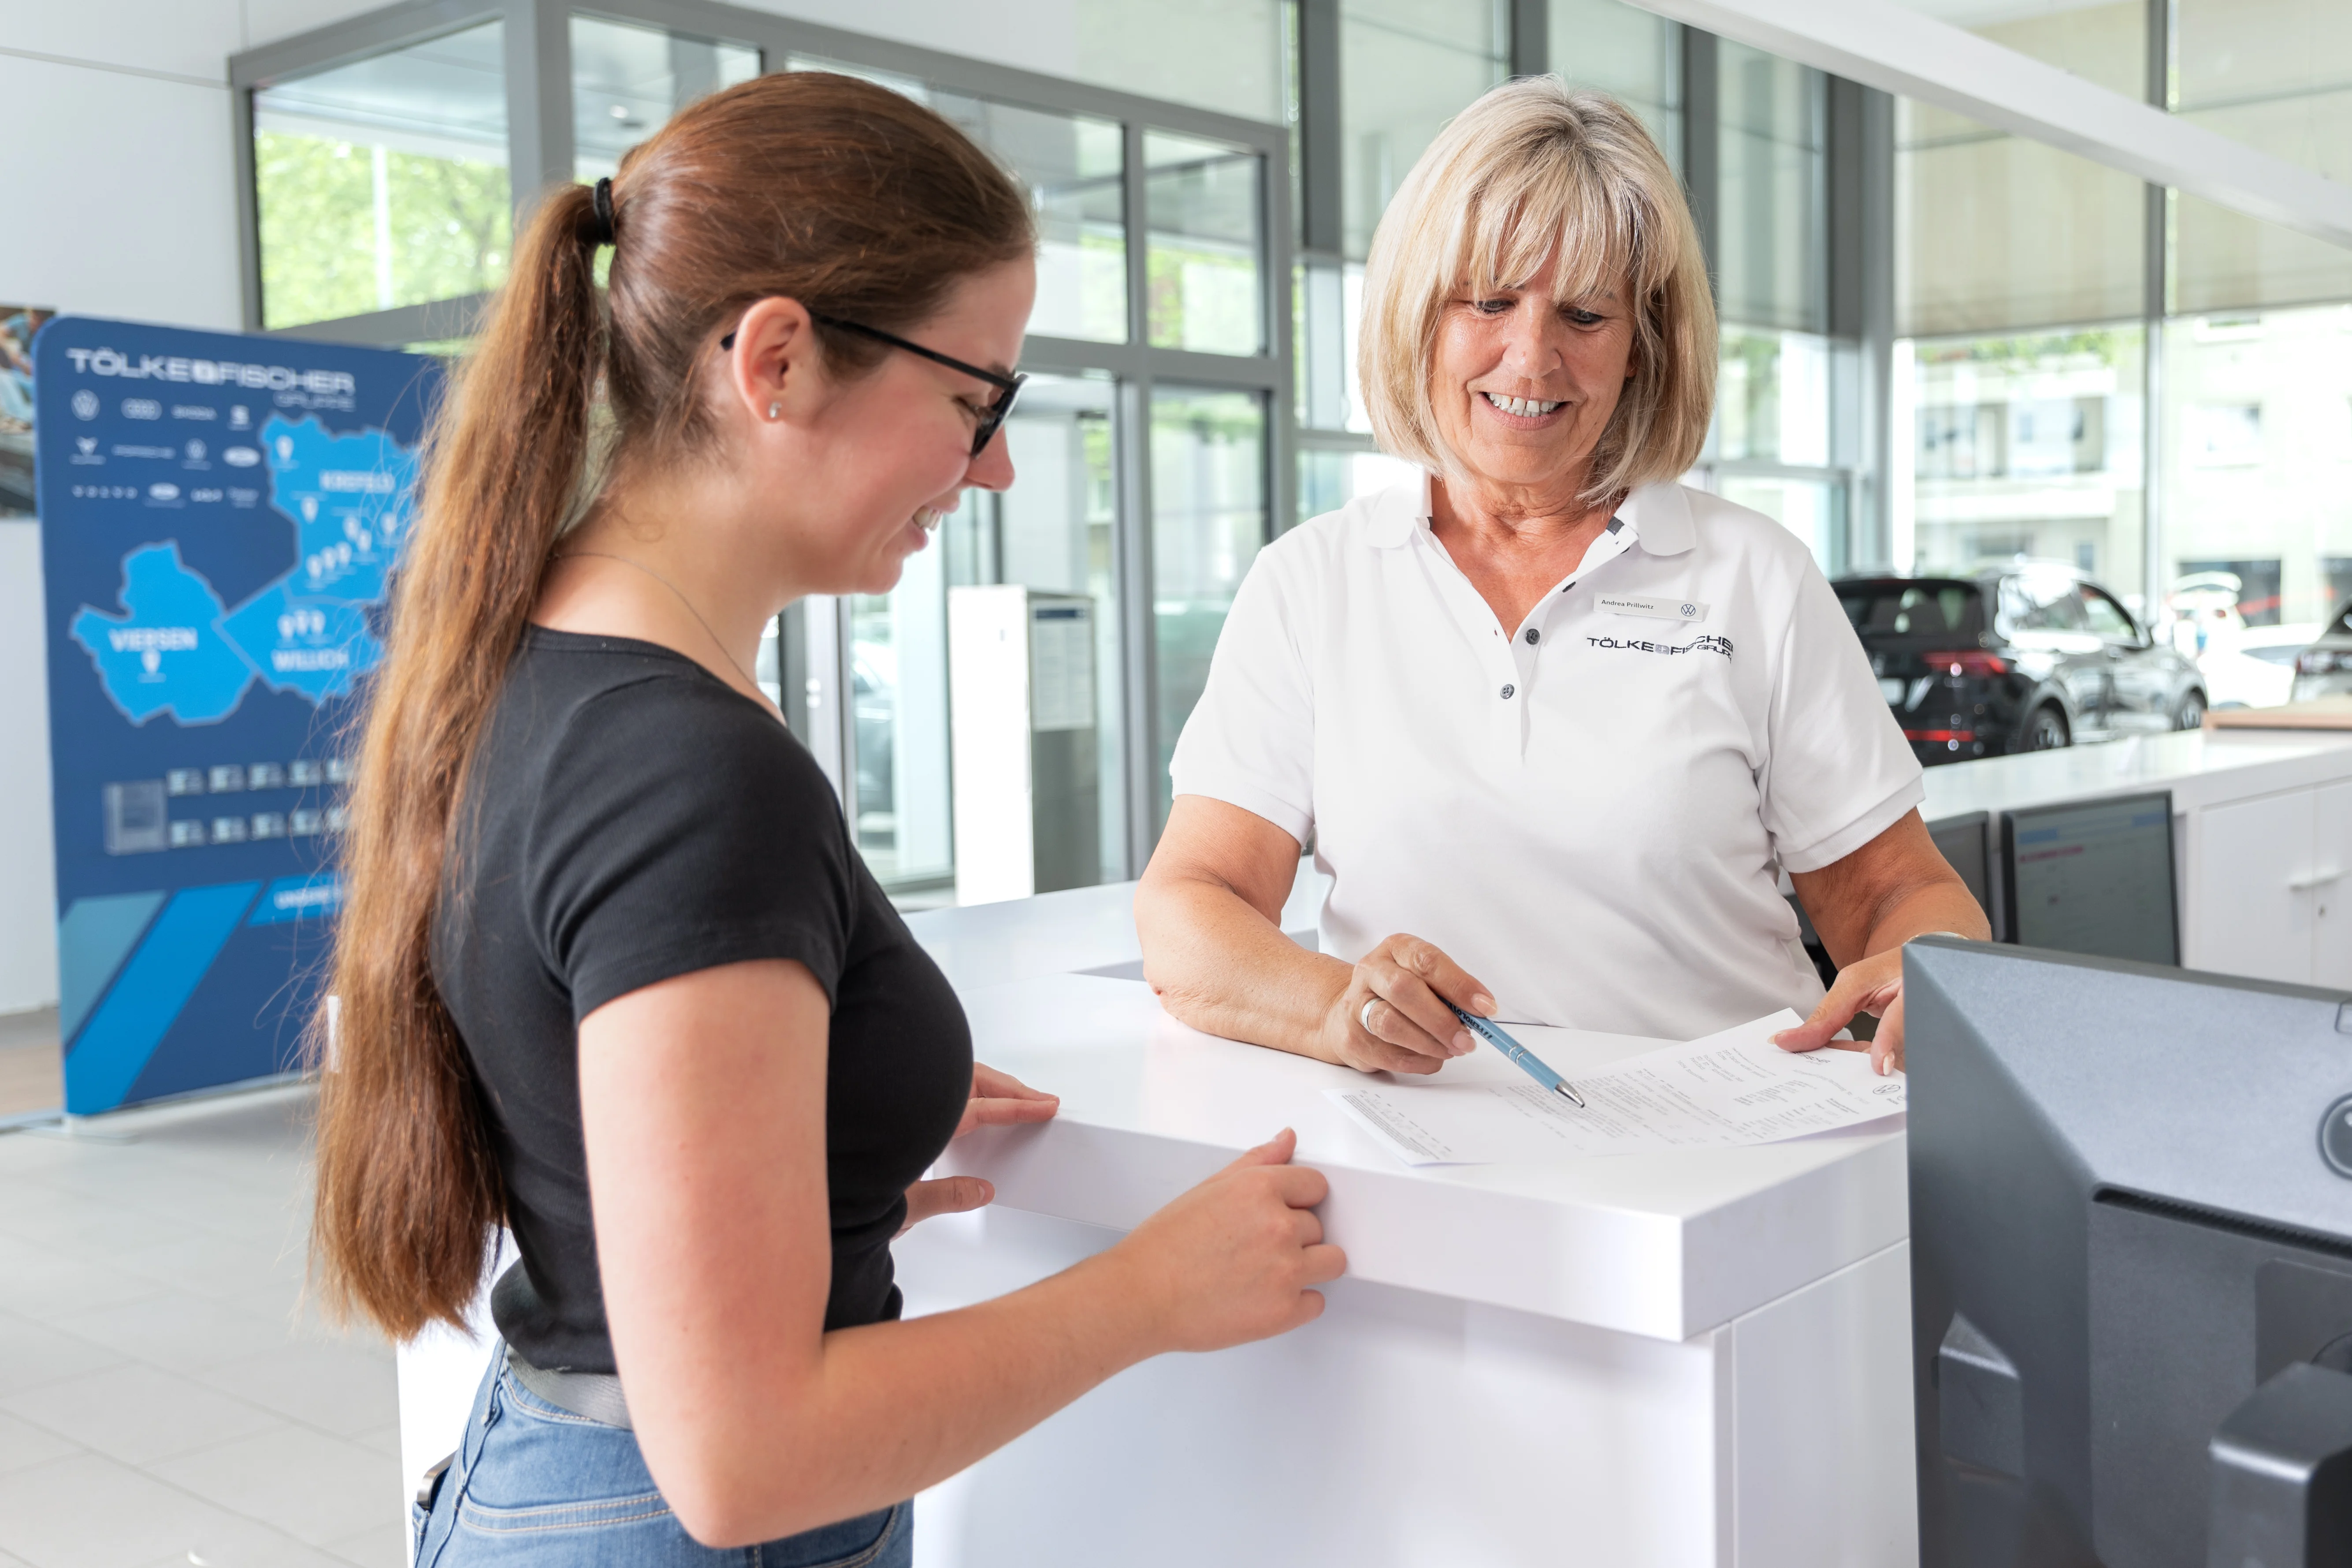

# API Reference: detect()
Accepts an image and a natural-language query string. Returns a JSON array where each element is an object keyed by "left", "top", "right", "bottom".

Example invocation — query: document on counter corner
[{"left": 1326, "top": 1010, "right": 1906, "bottom": 1167}]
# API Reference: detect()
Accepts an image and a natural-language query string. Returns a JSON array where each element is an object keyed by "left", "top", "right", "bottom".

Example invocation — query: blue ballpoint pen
[{"left": 1446, "top": 1001, "right": 1587, "bottom": 1108}]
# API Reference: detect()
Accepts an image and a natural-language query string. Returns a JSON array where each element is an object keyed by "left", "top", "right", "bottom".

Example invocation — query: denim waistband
[{"left": 505, "top": 1345, "right": 632, "bottom": 1430}]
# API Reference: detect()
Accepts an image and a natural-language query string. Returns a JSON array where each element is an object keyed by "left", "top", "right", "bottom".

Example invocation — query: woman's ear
[{"left": 723, "top": 297, "right": 820, "bottom": 427}]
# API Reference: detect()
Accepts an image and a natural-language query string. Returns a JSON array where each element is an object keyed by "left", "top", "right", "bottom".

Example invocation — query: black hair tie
[{"left": 589, "top": 177, "right": 616, "bottom": 246}]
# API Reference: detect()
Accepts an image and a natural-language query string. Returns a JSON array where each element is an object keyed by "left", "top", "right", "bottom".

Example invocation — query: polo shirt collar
[
  {"left": 1360, "top": 471, "right": 1696, "bottom": 556},
  {"left": 1357, "top": 471, "right": 1428, "bottom": 548},
  {"left": 1616, "top": 481, "right": 1695, "bottom": 556}
]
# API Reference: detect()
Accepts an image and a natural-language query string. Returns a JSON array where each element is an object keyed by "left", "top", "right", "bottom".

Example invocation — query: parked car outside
[
  {"left": 1835, "top": 564, "right": 2207, "bottom": 767},
  {"left": 2198, "top": 623, "right": 2318, "bottom": 710},
  {"left": 2163, "top": 570, "right": 2247, "bottom": 657},
  {"left": 2292, "top": 597, "right": 2352, "bottom": 702}
]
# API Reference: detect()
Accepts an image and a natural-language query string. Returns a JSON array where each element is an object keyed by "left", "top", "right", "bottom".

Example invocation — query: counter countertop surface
[
  {"left": 1919, "top": 727, "right": 2352, "bottom": 820},
  {"left": 937, "top": 971, "right": 1905, "bottom": 1341}
]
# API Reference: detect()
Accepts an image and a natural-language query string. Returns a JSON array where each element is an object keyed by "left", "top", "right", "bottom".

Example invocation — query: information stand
[{"left": 33, "top": 318, "right": 435, "bottom": 1114}]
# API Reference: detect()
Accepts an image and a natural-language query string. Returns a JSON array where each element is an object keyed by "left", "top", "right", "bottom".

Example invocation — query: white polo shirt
[{"left": 1169, "top": 474, "right": 1924, "bottom": 1041}]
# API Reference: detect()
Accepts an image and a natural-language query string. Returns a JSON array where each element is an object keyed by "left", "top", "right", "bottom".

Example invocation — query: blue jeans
[{"left": 413, "top": 1346, "right": 911, "bottom": 1568}]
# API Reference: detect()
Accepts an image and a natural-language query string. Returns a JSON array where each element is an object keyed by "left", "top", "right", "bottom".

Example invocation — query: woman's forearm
[
  {"left": 675, "top": 1249, "right": 1156, "bottom": 1544},
  {"left": 1134, "top": 862, "right": 1353, "bottom": 1063},
  {"left": 1859, "top": 878, "right": 1990, "bottom": 956},
  {"left": 650, "top": 1129, "right": 1341, "bottom": 1547}
]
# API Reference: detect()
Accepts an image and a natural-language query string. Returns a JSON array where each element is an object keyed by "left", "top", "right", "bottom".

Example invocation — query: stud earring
[{"left": 766, "top": 401, "right": 782, "bottom": 420}]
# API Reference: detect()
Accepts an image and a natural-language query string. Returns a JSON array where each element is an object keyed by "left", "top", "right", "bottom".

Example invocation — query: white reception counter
[
  {"left": 394, "top": 726, "right": 2352, "bottom": 1567},
  {"left": 895, "top": 974, "right": 1912, "bottom": 1568}
]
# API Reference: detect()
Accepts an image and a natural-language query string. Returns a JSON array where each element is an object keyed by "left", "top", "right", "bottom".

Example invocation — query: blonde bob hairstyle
[{"left": 1358, "top": 77, "right": 1717, "bottom": 505}]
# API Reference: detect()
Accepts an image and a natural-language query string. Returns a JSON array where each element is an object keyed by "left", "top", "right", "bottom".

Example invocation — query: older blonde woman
[{"left": 1136, "top": 78, "right": 1985, "bottom": 1081}]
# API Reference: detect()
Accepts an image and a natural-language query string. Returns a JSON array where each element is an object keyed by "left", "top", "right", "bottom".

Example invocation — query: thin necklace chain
[{"left": 557, "top": 550, "right": 769, "bottom": 705}]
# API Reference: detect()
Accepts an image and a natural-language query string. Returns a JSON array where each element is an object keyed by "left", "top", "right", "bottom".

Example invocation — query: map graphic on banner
[
  {"left": 35, "top": 318, "right": 437, "bottom": 1115},
  {"left": 69, "top": 416, "right": 417, "bottom": 721}
]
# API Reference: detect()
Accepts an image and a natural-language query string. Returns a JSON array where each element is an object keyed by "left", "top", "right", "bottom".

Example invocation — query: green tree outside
[{"left": 257, "top": 131, "right": 511, "bottom": 329}]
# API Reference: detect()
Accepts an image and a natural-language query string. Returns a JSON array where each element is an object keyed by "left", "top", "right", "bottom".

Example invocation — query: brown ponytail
[{"left": 312, "top": 71, "right": 1033, "bottom": 1338}]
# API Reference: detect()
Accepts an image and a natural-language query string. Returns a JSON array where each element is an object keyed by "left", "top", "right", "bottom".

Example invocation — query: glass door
[
  {"left": 850, "top": 373, "right": 1126, "bottom": 899},
  {"left": 1150, "top": 386, "right": 1268, "bottom": 831}
]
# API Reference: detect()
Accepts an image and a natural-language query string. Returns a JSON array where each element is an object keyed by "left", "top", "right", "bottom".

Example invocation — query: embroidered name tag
[{"left": 1597, "top": 593, "right": 1708, "bottom": 623}]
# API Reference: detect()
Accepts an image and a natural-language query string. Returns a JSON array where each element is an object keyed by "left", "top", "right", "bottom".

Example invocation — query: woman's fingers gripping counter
[
  {"left": 1111, "top": 1129, "right": 1348, "bottom": 1349},
  {"left": 899, "top": 1063, "right": 1062, "bottom": 1234},
  {"left": 1333, "top": 934, "right": 1497, "bottom": 1076}
]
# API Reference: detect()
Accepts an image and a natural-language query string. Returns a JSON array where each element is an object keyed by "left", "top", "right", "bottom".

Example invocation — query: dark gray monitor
[
  {"left": 1929, "top": 810, "right": 1992, "bottom": 928},
  {"left": 1906, "top": 938, "right": 2352, "bottom": 1567},
  {"left": 2001, "top": 791, "right": 2178, "bottom": 965}
]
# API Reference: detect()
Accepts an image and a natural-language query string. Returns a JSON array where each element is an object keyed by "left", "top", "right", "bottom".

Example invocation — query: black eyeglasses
[{"left": 722, "top": 313, "right": 1026, "bottom": 458}]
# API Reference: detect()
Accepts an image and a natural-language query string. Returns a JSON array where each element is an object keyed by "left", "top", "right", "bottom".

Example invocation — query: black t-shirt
[{"left": 430, "top": 628, "right": 972, "bottom": 1374}]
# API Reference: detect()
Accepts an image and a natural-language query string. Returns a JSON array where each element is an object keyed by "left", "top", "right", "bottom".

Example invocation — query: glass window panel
[
  {"left": 1926, "top": 0, "right": 2145, "bottom": 94},
  {"left": 1152, "top": 387, "right": 1267, "bottom": 829},
  {"left": 1340, "top": 0, "right": 1508, "bottom": 261},
  {"left": 1146, "top": 131, "right": 1264, "bottom": 355},
  {"left": 784, "top": 54, "right": 926, "bottom": 100},
  {"left": 1720, "top": 475, "right": 1845, "bottom": 574},
  {"left": 761, "top": 0, "right": 1289, "bottom": 121},
  {"left": 1892, "top": 326, "right": 2147, "bottom": 602},
  {"left": 253, "top": 20, "right": 509, "bottom": 330},
  {"left": 853, "top": 374, "right": 1126, "bottom": 896},
  {"left": 571, "top": 16, "right": 758, "bottom": 184},
  {"left": 1896, "top": 100, "right": 2145, "bottom": 337},
  {"left": 1072, "top": 0, "right": 1289, "bottom": 123},
  {"left": 1714, "top": 326, "right": 1831, "bottom": 466},
  {"left": 1717, "top": 42, "right": 1827, "bottom": 336},
  {"left": 1546, "top": 0, "right": 1682, "bottom": 170},
  {"left": 940, "top": 98, "right": 1126, "bottom": 345},
  {"left": 1296, "top": 258, "right": 1372, "bottom": 433},
  {"left": 1298, "top": 446, "right": 1419, "bottom": 524},
  {"left": 2175, "top": 0, "right": 2352, "bottom": 166},
  {"left": 2162, "top": 305, "right": 2352, "bottom": 633},
  {"left": 2172, "top": 0, "right": 2352, "bottom": 313},
  {"left": 789, "top": 59, "right": 1130, "bottom": 345},
  {"left": 2172, "top": 196, "right": 2352, "bottom": 318},
  {"left": 1892, "top": 4, "right": 2145, "bottom": 337}
]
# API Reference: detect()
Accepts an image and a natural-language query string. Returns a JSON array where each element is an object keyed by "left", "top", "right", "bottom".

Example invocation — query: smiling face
[
  {"left": 1427, "top": 251, "right": 1637, "bottom": 514},
  {"left": 726, "top": 255, "right": 1036, "bottom": 598}
]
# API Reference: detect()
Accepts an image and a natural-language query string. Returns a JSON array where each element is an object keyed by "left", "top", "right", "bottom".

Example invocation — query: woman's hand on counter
[
  {"left": 954, "top": 1062, "right": 1060, "bottom": 1137},
  {"left": 899, "top": 1063, "right": 1061, "bottom": 1234},
  {"left": 1771, "top": 948, "right": 1906, "bottom": 1075},
  {"left": 1326, "top": 933, "right": 1495, "bottom": 1076},
  {"left": 1099, "top": 1127, "right": 1345, "bottom": 1352},
  {"left": 1780, "top": 810, "right": 1992, "bottom": 1077}
]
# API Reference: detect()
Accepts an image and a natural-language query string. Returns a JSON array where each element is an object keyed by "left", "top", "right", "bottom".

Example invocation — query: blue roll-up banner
[{"left": 34, "top": 318, "right": 438, "bottom": 1115}]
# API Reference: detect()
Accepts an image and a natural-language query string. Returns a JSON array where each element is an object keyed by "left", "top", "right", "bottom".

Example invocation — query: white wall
[
  {"left": 0, "top": 0, "right": 382, "bottom": 1011},
  {"left": 0, "top": 524, "right": 57, "bottom": 1014}
]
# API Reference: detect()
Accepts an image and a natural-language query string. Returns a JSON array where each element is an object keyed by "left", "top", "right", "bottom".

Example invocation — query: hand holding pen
[
  {"left": 1328, "top": 934, "right": 1580, "bottom": 1106},
  {"left": 1330, "top": 933, "right": 1505, "bottom": 1077}
]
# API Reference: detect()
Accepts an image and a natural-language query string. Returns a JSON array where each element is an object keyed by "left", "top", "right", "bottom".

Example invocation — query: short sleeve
[
  {"left": 1168, "top": 548, "right": 1317, "bottom": 843},
  {"left": 1757, "top": 563, "right": 1925, "bottom": 873},
  {"left": 525, "top": 677, "right": 854, "bottom": 1022}
]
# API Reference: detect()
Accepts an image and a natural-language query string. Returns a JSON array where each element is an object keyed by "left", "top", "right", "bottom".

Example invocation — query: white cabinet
[
  {"left": 2194, "top": 792, "right": 2313, "bottom": 984},
  {"left": 2312, "top": 780, "right": 2352, "bottom": 989},
  {"left": 2191, "top": 783, "right": 2352, "bottom": 988}
]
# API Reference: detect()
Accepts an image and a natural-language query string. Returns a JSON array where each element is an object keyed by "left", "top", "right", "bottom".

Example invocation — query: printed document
[{"left": 1329, "top": 1011, "right": 1905, "bottom": 1166}]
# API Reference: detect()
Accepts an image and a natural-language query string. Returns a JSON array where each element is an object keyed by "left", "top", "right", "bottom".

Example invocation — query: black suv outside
[{"left": 1835, "top": 566, "right": 2207, "bottom": 766}]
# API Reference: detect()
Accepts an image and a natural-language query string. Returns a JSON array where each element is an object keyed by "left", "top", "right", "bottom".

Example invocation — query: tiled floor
[
  {"left": 0, "top": 1011, "right": 61, "bottom": 1121},
  {"left": 0, "top": 1082, "right": 405, "bottom": 1568}
]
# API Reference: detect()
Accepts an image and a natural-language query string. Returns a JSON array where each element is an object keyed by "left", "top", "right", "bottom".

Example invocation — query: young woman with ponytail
[{"left": 313, "top": 72, "right": 1342, "bottom": 1566}]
